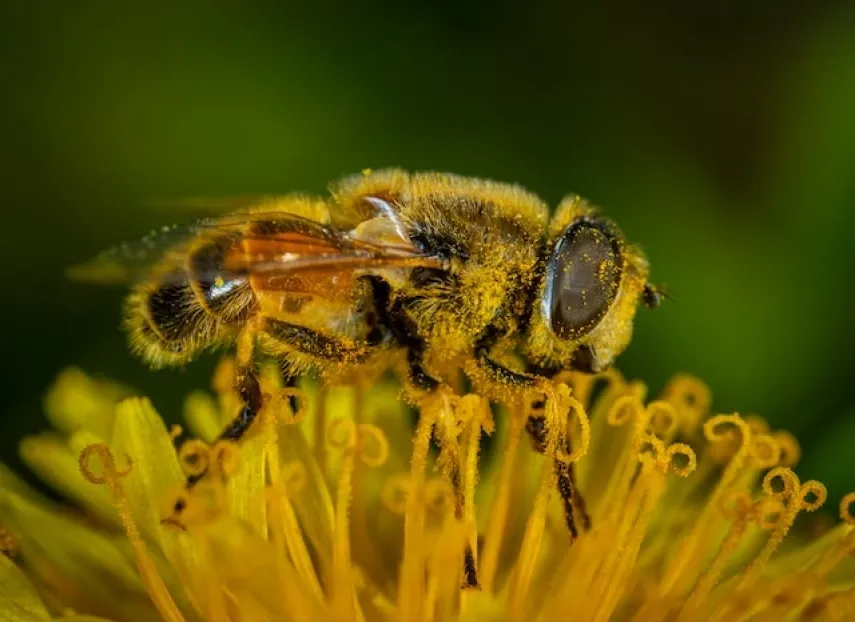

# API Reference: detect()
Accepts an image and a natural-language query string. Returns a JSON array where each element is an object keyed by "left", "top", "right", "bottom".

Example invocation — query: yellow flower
[{"left": 1, "top": 363, "right": 855, "bottom": 621}]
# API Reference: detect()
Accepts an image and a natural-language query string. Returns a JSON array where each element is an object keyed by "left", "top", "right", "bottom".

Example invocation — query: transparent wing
[{"left": 69, "top": 207, "right": 440, "bottom": 285}]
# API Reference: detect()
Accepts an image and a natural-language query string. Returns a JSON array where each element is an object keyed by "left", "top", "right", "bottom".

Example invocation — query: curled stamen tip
[
  {"left": 751, "top": 435, "right": 782, "bottom": 468},
  {"left": 327, "top": 417, "right": 357, "bottom": 450},
  {"left": 839, "top": 492, "right": 855, "bottom": 524},
  {"left": 79, "top": 443, "right": 132, "bottom": 484},
  {"left": 607, "top": 394, "right": 641, "bottom": 427},
  {"left": 772, "top": 430, "right": 801, "bottom": 468},
  {"left": 704, "top": 413, "right": 749, "bottom": 444},
  {"left": 662, "top": 374, "right": 711, "bottom": 411},
  {"left": 636, "top": 433, "right": 665, "bottom": 466},
  {"left": 357, "top": 424, "right": 390, "bottom": 468},
  {"left": 762, "top": 467, "right": 801, "bottom": 500},
  {"left": 177, "top": 439, "right": 211, "bottom": 478},
  {"left": 209, "top": 440, "right": 241, "bottom": 478},
  {"left": 800, "top": 481, "right": 827, "bottom": 512},
  {"left": 381, "top": 474, "right": 411, "bottom": 515},
  {"left": 646, "top": 401, "right": 679, "bottom": 439},
  {"left": 666, "top": 443, "right": 697, "bottom": 477}
]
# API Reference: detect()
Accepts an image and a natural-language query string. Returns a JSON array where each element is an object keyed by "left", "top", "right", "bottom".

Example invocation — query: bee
[{"left": 74, "top": 169, "right": 661, "bottom": 586}]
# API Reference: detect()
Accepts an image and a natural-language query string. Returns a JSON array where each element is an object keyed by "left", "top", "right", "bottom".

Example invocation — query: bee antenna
[{"left": 642, "top": 283, "right": 671, "bottom": 309}]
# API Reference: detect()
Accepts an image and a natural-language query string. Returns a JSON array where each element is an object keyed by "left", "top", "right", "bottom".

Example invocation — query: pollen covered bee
[{"left": 74, "top": 169, "right": 662, "bottom": 586}]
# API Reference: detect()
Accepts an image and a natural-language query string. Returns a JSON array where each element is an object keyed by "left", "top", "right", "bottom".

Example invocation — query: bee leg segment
[
  {"left": 264, "top": 319, "right": 371, "bottom": 363},
  {"left": 368, "top": 278, "right": 479, "bottom": 585},
  {"left": 184, "top": 327, "right": 263, "bottom": 490},
  {"left": 433, "top": 412, "right": 480, "bottom": 589},
  {"left": 525, "top": 413, "right": 591, "bottom": 540},
  {"left": 472, "top": 325, "right": 540, "bottom": 389},
  {"left": 219, "top": 365, "right": 263, "bottom": 442},
  {"left": 277, "top": 361, "right": 300, "bottom": 414},
  {"left": 367, "top": 277, "right": 439, "bottom": 391}
]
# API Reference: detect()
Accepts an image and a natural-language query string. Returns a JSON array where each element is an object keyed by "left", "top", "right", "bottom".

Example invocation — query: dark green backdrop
[{"left": 2, "top": 2, "right": 854, "bottom": 503}]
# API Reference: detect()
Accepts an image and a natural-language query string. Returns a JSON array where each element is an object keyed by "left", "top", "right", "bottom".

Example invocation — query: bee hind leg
[{"left": 180, "top": 323, "right": 264, "bottom": 490}]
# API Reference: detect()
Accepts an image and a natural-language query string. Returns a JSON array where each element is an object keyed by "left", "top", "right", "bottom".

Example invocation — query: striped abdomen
[{"left": 125, "top": 233, "right": 257, "bottom": 368}]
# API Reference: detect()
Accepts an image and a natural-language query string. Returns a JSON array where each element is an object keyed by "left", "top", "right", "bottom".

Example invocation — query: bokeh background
[{"left": 2, "top": 3, "right": 854, "bottom": 506}]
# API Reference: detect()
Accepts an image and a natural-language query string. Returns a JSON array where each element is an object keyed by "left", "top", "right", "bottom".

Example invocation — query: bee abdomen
[
  {"left": 189, "top": 236, "right": 256, "bottom": 324},
  {"left": 124, "top": 236, "right": 256, "bottom": 369}
]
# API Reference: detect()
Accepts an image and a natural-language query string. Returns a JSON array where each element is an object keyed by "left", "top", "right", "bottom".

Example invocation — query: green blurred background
[{"left": 2, "top": 3, "right": 854, "bottom": 503}]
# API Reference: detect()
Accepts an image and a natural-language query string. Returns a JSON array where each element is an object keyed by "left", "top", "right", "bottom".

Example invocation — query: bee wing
[
  {"left": 68, "top": 219, "right": 217, "bottom": 284},
  {"left": 69, "top": 208, "right": 441, "bottom": 285}
]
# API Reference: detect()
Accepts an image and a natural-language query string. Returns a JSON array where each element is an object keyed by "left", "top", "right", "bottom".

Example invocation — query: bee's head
[{"left": 525, "top": 197, "right": 653, "bottom": 374}]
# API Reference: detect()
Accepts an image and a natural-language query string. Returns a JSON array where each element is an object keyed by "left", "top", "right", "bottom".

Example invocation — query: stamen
[
  {"left": 607, "top": 394, "right": 640, "bottom": 426},
  {"left": 751, "top": 434, "right": 782, "bottom": 469},
  {"left": 655, "top": 414, "right": 752, "bottom": 598},
  {"left": 177, "top": 439, "right": 211, "bottom": 479},
  {"left": 80, "top": 443, "right": 186, "bottom": 622},
  {"left": 772, "top": 430, "right": 801, "bottom": 468},
  {"left": 356, "top": 424, "right": 389, "bottom": 468},
  {"left": 738, "top": 468, "right": 825, "bottom": 590},
  {"left": 381, "top": 475, "right": 411, "bottom": 516},
  {"left": 208, "top": 440, "right": 240, "bottom": 479},
  {"left": 460, "top": 395, "right": 487, "bottom": 590},
  {"left": 479, "top": 409, "right": 525, "bottom": 591},
  {"left": 169, "top": 424, "right": 183, "bottom": 442},
  {"left": 328, "top": 418, "right": 358, "bottom": 450},
  {"left": 555, "top": 392, "right": 590, "bottom": 464},
  {"left": 508, "top": 444, "right": 554, "bottom": 616},
  {"left": 331, "top": 445, "right": 358, "bottom": 621},
  {"left": 646, "top": 401, "right": 679, "bottom": 442},
  {"left": 398, "top": 391, "right": 443, "bottom": 621},
  {"left": 840, "top": 492, "right": 855, "bottom": 524},
  {"left": 665, "top": 443, "right": 697, "bottom": 478}
]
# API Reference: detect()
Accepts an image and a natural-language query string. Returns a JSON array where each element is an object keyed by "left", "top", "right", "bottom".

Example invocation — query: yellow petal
[
  {"left": 181, "top": 391, "right": 221, "bottom": 443},
  {"left": 226, "top": 429, "right": 268, "bottom": 538},
  {"left": 43, "top": 367, "right": 127, "bottom": 439},
  {"left": 0, "top": 553, "right": 51, "bottom": 621},
  {"left": 111, "top": 398, "right": 185, "bottom": 544},
  {"left": 110, "top": 397, "right": 204, "bottom": 609},
  {"left": 0, "top": 488, "right": 161, "bottom": 622}
]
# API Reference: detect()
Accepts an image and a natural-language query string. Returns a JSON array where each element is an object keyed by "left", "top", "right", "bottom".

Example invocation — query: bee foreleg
[{"left": 471, "top": 326, "right": 539, "bottom": 389}]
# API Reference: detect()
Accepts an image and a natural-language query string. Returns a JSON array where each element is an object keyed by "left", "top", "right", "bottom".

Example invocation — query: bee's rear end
[{"left": 125, "top": 234, "right": 257, "bottom": 368}]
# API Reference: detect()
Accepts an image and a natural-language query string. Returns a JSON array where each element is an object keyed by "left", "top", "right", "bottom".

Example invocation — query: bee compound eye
[{"left": 545, "top": 220, "right": 622, "bottom": 340}]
